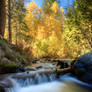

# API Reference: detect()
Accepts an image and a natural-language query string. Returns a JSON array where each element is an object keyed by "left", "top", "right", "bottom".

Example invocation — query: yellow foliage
[
  {"left": 4, "top": 0, "right": 90, "bottom": 59},
  {"left": 24, "top": 1, "right": 66, "bottom": 59},
  {"left": 60, "top": 7, "right": 64, "bottom": 13},
  {"left": 26, "top": 1, "right": 37, "bottom": 12},
  {"left": 51, "top": 1, "right": 59, "bottom": 13}
]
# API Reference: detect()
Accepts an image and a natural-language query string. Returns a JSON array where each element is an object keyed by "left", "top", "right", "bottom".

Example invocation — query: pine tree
[
  {"left": 0, "top": 0, "right": 6, "bottom": 37},
  {"left": 8, "top": 0, "right": 12, "bottom": 42}
]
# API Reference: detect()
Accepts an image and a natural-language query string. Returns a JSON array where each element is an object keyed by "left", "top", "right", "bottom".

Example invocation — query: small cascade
[
  {"left": 3, "top": 73, "right": 92, "bottom": 92},
  {"left": 5, "top": 73, "right": 58, "bottom": 92},
  {"left": 5, "top": 78, "right": 20, "bottom": 92},
  {"left": 12, "top": 73, "right": 57, "bottom": 87}
]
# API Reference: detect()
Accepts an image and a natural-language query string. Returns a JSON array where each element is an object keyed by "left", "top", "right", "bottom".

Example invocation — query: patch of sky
[{"left": 25, "top": 0, "right": 74, "bottom": 12}]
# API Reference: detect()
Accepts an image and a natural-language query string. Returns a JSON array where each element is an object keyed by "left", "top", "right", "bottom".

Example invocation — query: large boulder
[{"left": 73, "top": 51, "right": 92, "bottom": 83}]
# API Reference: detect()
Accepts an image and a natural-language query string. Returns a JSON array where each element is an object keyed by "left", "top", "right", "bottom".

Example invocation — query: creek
[{"left": 4, "top": 73, "right": 92, "bottom": 92}]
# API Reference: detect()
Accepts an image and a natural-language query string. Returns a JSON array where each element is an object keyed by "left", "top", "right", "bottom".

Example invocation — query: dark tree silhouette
[
  {"left": 0, "top": 0, "right": 6, "bottom": 37},
  {"left": 8, "top": 0, "right": 12, "bottom": 43}
]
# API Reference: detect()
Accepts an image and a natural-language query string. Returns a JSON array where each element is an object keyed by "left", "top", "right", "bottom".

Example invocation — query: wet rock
[
  {"left": 0, "top": 79, "right": 13, "bottom": 88},
  {"left": 32, "top": 59, "right": 39, "bottom": 64},
  {"left": 55, "top": 60, "right": 71, "bottom": 69},
  {"left": 36, "top": 66, "right": 42, "bottom": 69},
  {"left": 0, "top": 86, "right": 5, "bottom": 92},
  {"left": 24, "top": 68, "right": 36, "bottom": 71},
  {"left": 0, "top": 78, "right": 13, "bottom": 92},
  {"left": 57, "top": 61, "right": 69, "bottom": 68},
  {"left": 73, "top": 51, "right": 92, "bottom": 83}
]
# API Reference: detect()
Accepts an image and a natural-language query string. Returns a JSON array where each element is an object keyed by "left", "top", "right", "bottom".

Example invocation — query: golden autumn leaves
[{"left": 24, "top": 1, "right": 65, "bottom": 58}]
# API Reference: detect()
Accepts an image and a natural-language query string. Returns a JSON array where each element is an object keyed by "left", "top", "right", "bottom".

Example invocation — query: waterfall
[
  {"left": 4, "top": 73, "right": 92, "bottom": 92},
  {"left": 12, "top": 73, "right": 57, "bottom": 87}
]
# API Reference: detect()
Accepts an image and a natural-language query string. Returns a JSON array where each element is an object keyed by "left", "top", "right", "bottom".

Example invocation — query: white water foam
[
  {"left": 5, "top": 75, "right": 92, "bottom": 92},
  {"left": 17, "top": 82, "right": 66, "bottom": 92}
]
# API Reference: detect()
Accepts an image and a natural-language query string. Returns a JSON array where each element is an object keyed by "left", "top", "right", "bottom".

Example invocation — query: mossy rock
[
  {"left": 0, "top": 38, "right": 32, "bottom": 74},
  {"left": 0, "top": 59, "right": 21, "bottom": 73}
]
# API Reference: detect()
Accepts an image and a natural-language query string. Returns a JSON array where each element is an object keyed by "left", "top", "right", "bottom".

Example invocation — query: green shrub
[{"left": 0, "top": 59, "right": 19, "bottom": 68}]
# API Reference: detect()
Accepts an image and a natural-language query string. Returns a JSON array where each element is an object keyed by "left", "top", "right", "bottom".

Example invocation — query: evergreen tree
[{"left": 0, "top": 0, "right": 6, "bottom": 37}]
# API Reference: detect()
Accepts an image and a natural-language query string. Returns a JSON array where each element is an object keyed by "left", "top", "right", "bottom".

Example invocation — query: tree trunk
[
  {"left": 0, "top": 0, "right": 6, "bottom": 37},
  {"left": 8, "top": 0, "right": 12, "bottom": 43},
  {"left": 15, "top": 24, "right": 18, "bottom": 45}
]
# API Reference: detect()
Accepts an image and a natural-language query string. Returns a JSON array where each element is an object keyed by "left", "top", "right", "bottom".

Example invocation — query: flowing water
[{"left": 4, "top": 73, "right": 92, "bottom": 92}]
